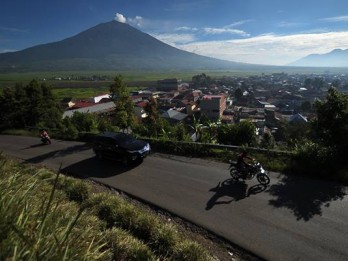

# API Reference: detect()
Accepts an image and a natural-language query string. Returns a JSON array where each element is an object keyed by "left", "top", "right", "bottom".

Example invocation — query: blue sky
[{"left": 1, "top": 0, "right": 348, "bottom": 65}]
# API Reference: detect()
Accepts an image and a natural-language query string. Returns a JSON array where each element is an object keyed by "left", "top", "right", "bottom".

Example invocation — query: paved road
[{"left": 1, "top": 135, "right": 348, "bottom": 261}]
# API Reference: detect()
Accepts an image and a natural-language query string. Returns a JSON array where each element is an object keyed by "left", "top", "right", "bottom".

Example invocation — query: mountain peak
[
  {"left": 330, "top": 48, "right": 344, "bottom": 53},
  {"left": 0, "top": 20, "right": 244, "bottom": 72}
]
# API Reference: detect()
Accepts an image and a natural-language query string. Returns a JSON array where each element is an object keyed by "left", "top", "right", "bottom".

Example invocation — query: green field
[
  {"left": 0, "top": 70, "right": 196, "bottom": 88},
  {"left": 1, "top": 67, "right": 348, "bottom": 88},
  {"left": 1, "top": 67, "right": 348, "bottom": 96},
  {"left": 52, "top": 86, "right": 145, "bottom": 100}
]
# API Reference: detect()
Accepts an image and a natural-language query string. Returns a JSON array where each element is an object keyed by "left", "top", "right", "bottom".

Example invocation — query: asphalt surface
[{"left": 1, "top": 135, "right": 348, "bottom": 261}]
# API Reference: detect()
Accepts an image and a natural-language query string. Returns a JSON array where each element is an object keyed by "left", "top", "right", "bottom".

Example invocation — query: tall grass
[
  {"left": 83, "top": 192, "right": 213, "bottom": 260},
  {"left": 0, "top": 154, "right": 214, "bottom": 260},
  {"left": 0, "top": 155, "right": 110, "bottom": 260}
]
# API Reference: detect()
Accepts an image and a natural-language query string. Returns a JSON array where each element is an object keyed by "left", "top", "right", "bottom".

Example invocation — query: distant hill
[
  {"left": 0, "top": 20, "right": 253, "bottom": 72},
  {"left": 289, "top": 49, "right": 348, "bottom": 67}
]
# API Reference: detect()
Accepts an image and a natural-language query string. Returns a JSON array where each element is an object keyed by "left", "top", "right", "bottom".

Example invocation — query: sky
[{"left": 1, "top": 0, "right": 348, "bottom": 66}]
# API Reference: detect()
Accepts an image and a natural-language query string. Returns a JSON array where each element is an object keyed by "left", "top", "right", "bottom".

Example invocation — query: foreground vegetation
[{"left": 0, "top": 154, "right": 214, "bottom": 260}]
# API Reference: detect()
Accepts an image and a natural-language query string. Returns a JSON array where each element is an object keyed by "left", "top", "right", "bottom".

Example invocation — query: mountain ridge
[
  {"left": 0, "top": 20, "right": 251, "bottom": 72},
  {"left": 289, "top": 48, "right": 348, "bottom": 67}
]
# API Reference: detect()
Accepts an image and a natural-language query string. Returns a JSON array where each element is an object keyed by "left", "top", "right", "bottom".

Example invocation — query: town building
[
  {"left": 199, "top": 94, "right": 227, "bottom": 121},
  {"left": 157, "top": 78, "right": 181, "bottom": 91}
]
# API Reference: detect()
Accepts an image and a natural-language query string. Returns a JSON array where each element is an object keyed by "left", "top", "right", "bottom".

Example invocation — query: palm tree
[
  {"left": 188, "top": 115, "right": 205, "bottom": 142},
  {"left": 204, "top": 119, "right": 221, "bottom": 143}
]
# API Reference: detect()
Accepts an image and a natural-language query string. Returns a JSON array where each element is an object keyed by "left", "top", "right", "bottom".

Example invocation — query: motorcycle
[
  {"left": 229, "top": 160, "right": 270, "bottom": 185},
  {"left": 41, "top": 134, "right": 51, "bottom": 144}
]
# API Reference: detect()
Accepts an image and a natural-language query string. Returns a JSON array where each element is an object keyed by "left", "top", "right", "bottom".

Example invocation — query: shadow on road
[
  {"left": 267, "top": 174, "right": 347, "bottom": 221},
  {"left": 22, "top": 143, "right": 47, "bottom": 149},
  {"left": 25, "top": 143, "right": 92, "bottom": 164},
  {"left": 61, "top": 157, "right": 140, "bottom": 179},
  {"left": 205, "top": 178, "right": 267, "bottom": 210}
]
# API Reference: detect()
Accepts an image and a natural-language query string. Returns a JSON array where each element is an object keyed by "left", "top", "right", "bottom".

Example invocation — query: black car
[{"left": 92, "top": 132, "right": 150, "bottom": 165}]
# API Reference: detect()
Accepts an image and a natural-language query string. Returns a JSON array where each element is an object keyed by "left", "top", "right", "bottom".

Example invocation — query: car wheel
[
  {"left": 96, "top": 151, "right": 103, "bottom": 160},
  {"left": 122, "top": 156, "right": 129, "bottom": 166}
]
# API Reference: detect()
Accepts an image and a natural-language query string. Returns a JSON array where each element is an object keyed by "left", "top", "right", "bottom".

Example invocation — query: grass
[
  {"left": 0, "top": 160, "right": 110, "bottom": 260},
  {"left": 0, "top": 154, "right": 214, "bottom": 260}
]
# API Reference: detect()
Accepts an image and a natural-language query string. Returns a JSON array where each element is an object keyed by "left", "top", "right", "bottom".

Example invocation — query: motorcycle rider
[
  {"left": 236, "top": 150, "right": 254, "bottom": 178},
  {"left": 40, "top": 129, "right": 51, "bottom": 144}
]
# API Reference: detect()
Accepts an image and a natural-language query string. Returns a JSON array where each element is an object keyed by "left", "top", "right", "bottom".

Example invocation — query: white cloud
[
  {"left": 176, "top": 31, "right": 348, "bottom": 65},
  {"left": 320, "top": 15, "right": 348, "bottom": 22},
  {"left": 0, "top": 26, "right": 27, "bottom": 33},
  {"left": 150, "top": 33, "right": 196, "bottom": 45},
  {"left": 203, "top": 27, "right": 250, "bottom": 37},
  {"left": 226, "top": 20, "right": 252, "bottom": 27},
  {"left": 202, "top": 21, "right": 251, "bottom": 37},
  {"left": 128, "top": 16, "right": 144, "bottom": 27},
  {"left": 277, "top": 21, "right": 304, "bottom": 28},
  {"left": 175, "top": 26, "right": 198, "bottom": 32},
  {"left": 114, "top": 13, "right": 147, "bottom": 28},
  {"left": 115, "top": 13, "right": 127, "bottom": 23}
]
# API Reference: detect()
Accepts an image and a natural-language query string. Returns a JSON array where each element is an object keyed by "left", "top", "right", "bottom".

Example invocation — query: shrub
[
  {"left": 150, "top": 223, "right": 179, "bottom": 257},
  {"left": 105, "top": 228, "right": 156, "bottom": 261},
  {"left": 131, "top": 211, "right": 160, "bottom": 241},
  {"left": 84, "top": 193, "right": 212, "bottom": 260},
  {"left": 289, "top": 141, "right": 336, "bottom": 177},
  {"left": 94, "top": 196, "right": 122, "bottom": 227},
  {"left": 172, "top": 240, "right": 212, "bottom": 261},
  {"left": 63, "top": 179, "right": 90, "bottom": 202},
  {"left": 58, "top": 117, "right": 79, "bottom": 140}
]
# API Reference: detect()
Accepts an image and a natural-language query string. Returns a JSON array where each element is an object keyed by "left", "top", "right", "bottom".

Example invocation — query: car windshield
[{"left": 116, "top": 133, "right": 135, "bottom": 143}]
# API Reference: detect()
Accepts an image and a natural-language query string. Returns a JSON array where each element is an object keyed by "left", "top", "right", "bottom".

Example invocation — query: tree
[
  {"left": 234, "top": 88, "right": 243, "bottom": 102},
  {"left": 304, "top": 77, "right": 325, "bottom": 90},
  {"left": 0, "top": 80, "right": 62, "bottom": 130},
  {"left": 69, "top": 111, "right": 98, "bottom": 132},
  {"left": 201, "top": 118, "right": 220, "bottom": 143},
  {"left": 191, "top": 73, "right": 212, "bottom": 87},
  {"left": 217, "top": 121, "right": 256, "bottom": 146},
  {"left": 37, "top": 82, "right": 63, "bottom": 129},
  {"left": 260, "top": 132, "right": 275, "bottom": 149},
  {"left": 300, "top": 100, "right": 312, "bottom": 113},
  {"left": 0, "top": 84, "right": 25, "bottom": 129},
  {"left": 273, "top": 120, "right": 311, "bottom": 147},
  {"left": 331, "top": 79, "right": 341, "bottom": 89},
  {"left": 60, "top": 117, "right": 79, "bottom": 140},
  {"left": 291, "top": 87, "right": 348, "bottom": 176},
  {"left": 312, "top": 77, "right": 324, "bottom": 90},
  {"left": 143, "top": 97, "right": 161, "bottom": 137},
  {"left": 109, "top": 75, "right": 135, "bottom": 130},
  {"left": 172, "top": 123, "right": 190, "bottom": 141},
  {"left": 188, "top": 115, "right": 205, "bottom": 142},
  {"left": 313, "top": 87, "right": 348, "bottom": 152},
  {"left": 236, "top": 121, "right": 257, "bottom": 146},
  {"left": 304, "top": 78, "right": 312, "bottom": 89}
]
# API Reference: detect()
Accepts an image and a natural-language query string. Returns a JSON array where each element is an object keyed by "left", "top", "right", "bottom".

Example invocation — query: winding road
[{"left": 1, "top": 135, "right": 347, "bottom": 261}]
